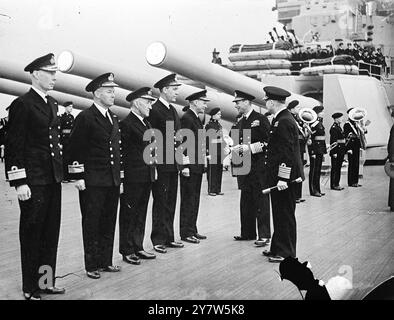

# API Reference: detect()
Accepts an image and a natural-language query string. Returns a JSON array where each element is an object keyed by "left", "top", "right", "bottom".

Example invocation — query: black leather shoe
[
  {"left": 234, "top": 235, "right": 253, "bottom": 241},
  {"left": 268, "top": 256, "right": 285, "bottom": 263},
  {"left": 167, "top": 241, "right": 184, "bottom": 248},
  {"left": 320, "top": 192, "right": 325, "bottom": 196},
  {"left": 331, "top": 186, "right": 342, "bottom": 191},
  {"left": 137, "top": 251, "right": 156, "bottom": 259},
  {"left": 311, "top": 192, "right": 321, "bottom": 197},
  {"left": 299, "top": 198, "right": 306, "bottom": 202},
  {"left": 153, "top": 245, "right": 167, "bottom": 254},
  {"left": 254, "top": 238, "right": 270, "bottom": 247},
  {"left": 296, "top": 199, "right": 301, "bottom": 203},
  {"left": 23, "top": 292, "right": 41, "bottom": 300},
  {"left": 262, "top": 250, "right": 275, "bottom": 257},
  {"left": 216, "top": 192, "right": 224, "bottom": 195},
  {"left": 42, "top": 287, "right": 66, "bottom": 294},
  {"left": 208, "top": 192, "right": 216, "bottom": 196},
  {"left": 123, "top": 254, "right": 141, "bottom": 265},
  {"left": 86, "top": 271, "right": 101, "bottom": 279},
  {"left": 99, "top": 265, "right": 121, "bottom": 272},
  {"left": 194, "top": 233, "right": 207, "bottom": 240},
  {"left": 181, "top": 236, "right": 200, "bottom": 244}
]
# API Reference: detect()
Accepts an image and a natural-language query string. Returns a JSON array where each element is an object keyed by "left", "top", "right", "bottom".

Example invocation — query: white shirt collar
[
  {"left": 31, "top": 86, "right": 47, "bottom": 103},
  {"left": 94, "top": 103, "right": 112, "bottom": 124},
  {"left": 274, "top": 106, "right": 287, "bottom": 119},
  {"left": 244, "top": 108, "right": 253, "bottom": 120},
  {"left": 131, "top": 110, "right": 146, "bottom": 126},
  {"left": 159, "top": 96, "right": 170, "bottom": 109},
  {"left": 189, "top": 107, "right": 199, "bottom": 118}
]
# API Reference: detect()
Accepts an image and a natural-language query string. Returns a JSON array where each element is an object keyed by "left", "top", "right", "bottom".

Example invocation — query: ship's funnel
[{"left": 146, "top": 41, "right": 319, "bottom": 109}]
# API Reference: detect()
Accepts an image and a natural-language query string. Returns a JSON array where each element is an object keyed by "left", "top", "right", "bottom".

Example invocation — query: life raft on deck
[
  {"left": 228, "top": 49, "right": 291, "bottom": 62},
  {"left": 238, "top": 69, "right": 292, "bottom": 78},
  {"left": 229, "top": 41, "right": 293, "bottom": 53},
  {"left": 228, "top": 59, "right": 292, "bottom": 71},
  {"left": 300, "top": 64, "right": 359, "bottom": 76}
]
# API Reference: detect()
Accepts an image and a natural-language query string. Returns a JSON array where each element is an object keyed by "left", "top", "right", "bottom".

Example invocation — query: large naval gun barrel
[
  {"left": 57, "top": 51, "right": 237, "bottom": 120},
  {"left": 145, "top": 42, "right": 320, "bottom": 108},
  {"left": 0, "top": 78, "right": 128, "bottom": 118},
  {"left": 0, "top": 58, "right": 130, "bottom": 108}
]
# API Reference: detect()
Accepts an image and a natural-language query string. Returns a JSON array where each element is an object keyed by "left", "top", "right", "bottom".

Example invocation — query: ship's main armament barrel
[
  {"left": 0, "top": 78, "right": 129, "bottom": 118},
  {"left": 0, "top": 59, "right": 130, "bottom": 108},
  {"left": 146, "top": 42, "right": 320, "bottom": 108},
  {"left": 58, "top": 51, "right": 238, "bottom": 121}
]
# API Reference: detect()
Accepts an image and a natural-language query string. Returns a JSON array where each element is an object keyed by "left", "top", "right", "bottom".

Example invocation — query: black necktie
[{"left": 106, "top": 111, "right": 113, "bottom": 125}]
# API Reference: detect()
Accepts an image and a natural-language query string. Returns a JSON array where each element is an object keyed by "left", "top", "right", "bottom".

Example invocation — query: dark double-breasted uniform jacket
[
  {"left": 180, "top": 109, "right": 205, "bottom": 174},
  {"left": 266, "top": 108, "right": 304, "bottom": 258},
  {"left": 4, "top": 88, "right": 63, "bottom": 293},
  {"left": 308, "top": 119, "right": 327, "bottom": 156},
  {"left": 67, "top": 104, "right": 121, "bottom": 186},
  {"left": 205, "top": 119, "right": 224, "bottom": 163},
  {"left": 266, "top": 109, "right": 304, "bottom": 186},
  {"left": 236, "top": 110, "right": 271, "bottom": 190},
  {"left": 147, "top": 99, "right": 181, "bottom": 173},
  {"left": 5, "top": 89, "right": 63, "bottom": 186},
  {"left": 343, "top": 120, "right": 361, "bottom": 152},
  {"left": 120, "top": 112, "right": 156, "bottom": 184},
  {"left": 329, "top": 123, "right": 346, "bottom": 156}
]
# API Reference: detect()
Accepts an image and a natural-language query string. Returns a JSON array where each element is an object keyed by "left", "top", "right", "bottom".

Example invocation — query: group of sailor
[{"left": 3, "top": 53, "right": 368, "bottom": 300}]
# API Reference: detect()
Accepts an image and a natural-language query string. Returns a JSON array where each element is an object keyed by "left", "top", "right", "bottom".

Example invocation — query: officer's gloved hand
[
  {"left": 16, "top": 184, "right": 31, "bottom": 201},
  {"left": 181, "top": 168, "right": 190, "bottom": 177},
  {"left": 348, "top": 150, "right": 353, "bottom": 155},
  {"left": 277, "top": 180, "right": 288, "bottom": 191},
  {"left": 75, "top": 179, "right": 86, "bottom": 191}
]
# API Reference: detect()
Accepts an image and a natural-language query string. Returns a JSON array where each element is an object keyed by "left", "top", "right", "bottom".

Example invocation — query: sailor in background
[
  {"left": 119, "top": 87, "right": 157, "bottom": 265},
  {"left": 308, "top": 106, "right": 327, "bottom": 197},
  {"left": 179, "top": 90, "right": 209, "bottom": 244},
  {"left": 59, "top": 101, "right": 75, "bottom": 182},
  {"left": 287, "top": 100, "right": 307, "bottom": 203},
  {"left": 329, "top": 112, "right": 346, "bottom": 190},
  {"left": 262, "top": 86, "right": 304, "bottom": 263},
  {"left": 205, "top": 107, "right": 225, "bottom": 196},
  {"left": 68, "top": 73, "right": 122, "bottom": 279},
  {"left": 147, "top": 74, "right": 184, "bottom": 253},
  {"left": 232, "top": 90, "right": 271, "bottom": 247},
  {"left": 343, "top": 108, "right": 362, "bottom": 187},
  {"left": 4, "top": 53, "right": 65, "bottom": 299}
]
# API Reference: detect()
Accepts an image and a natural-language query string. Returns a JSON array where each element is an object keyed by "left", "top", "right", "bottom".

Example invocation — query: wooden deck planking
[{"left": 0, "top": 164, "right": 393, "bottom": 300}]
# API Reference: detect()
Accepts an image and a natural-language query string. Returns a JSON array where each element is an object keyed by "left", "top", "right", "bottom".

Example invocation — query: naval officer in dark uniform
[
  {"left": 329, "top": 112, "right": 346, "bottom": 190},
  {"left": 179, "top": 90, "right": 209, "bottom": 244},
  {"left": 119, "top": 87, "right": 157, "bottom": 265},
  {"left": 147, "top": 74, "right": 184, "bottom": 253},
  {"left": 205, "top": 107, "right": 225, "bottom": 196},
  {"left": 287, "top": 100, "right": 307, "bottom": 203},
  {"left": 232, "top": 90, "right": 271, "bottom": 247},
  {"left": 343, "top": 108, "right": 362, "bottom": 187},
  {"left": 68, "top": 73, "right": 121, "bottom": 279},
  {"left": 262, "top": 86, "right": 304, "bottom": 262},
  {"left": 308, "top": 106, "right": 327, "bottom": 197},
  {"left": 5, "top": 54, "right": 65, "bottom": 299},
  {"left": 59, "top": 101, "right": 74, "bottom": 181}
]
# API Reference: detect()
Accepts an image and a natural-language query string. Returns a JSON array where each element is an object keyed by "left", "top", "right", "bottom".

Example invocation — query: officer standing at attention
[
  {"left": 119, "top": 87, "right": 157, "bottom": 265},
  {"left": 232, "top": 90, "right": 271, "bottom": 247},
  {"left": 343, "top": 108, "right": 362, "bottom": 187},
  {"left": 329, "top": 112, "right": 346, "bottom": 190},
  {"left": 68, "top": 73, "right": 122, "bottom": 279},
  {"left": 205, "top": 107, "right": 225, "bottom": 196},
  {"left": 147, "top": 74, "right": 184, "bottom": 253},
  {"left": 5, "top": 53, "right": 65, "bottom": 299},
  {"left": 59, "top": 101, "right": 75, "bottom": 181},
  {"left": 179, "top": 90, "right": 209, "bottom": 244},
  {"left": 287, "top": 100, "right": 307, "bottom": 203},
  {"left": 308, "top": 106, "right": 327, "bottom": 197},
  {"left": 262, "top": 86, "right": 304, "bottom": 263}
]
